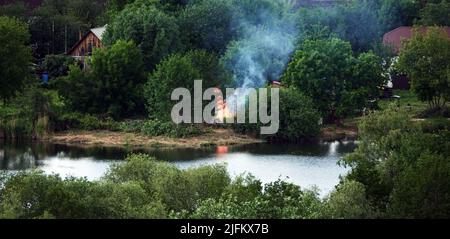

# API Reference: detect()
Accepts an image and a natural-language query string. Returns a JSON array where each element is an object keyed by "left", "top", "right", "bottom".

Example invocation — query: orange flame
[{"left": 214, "top": 88, "right": 235, "bottom": 122}]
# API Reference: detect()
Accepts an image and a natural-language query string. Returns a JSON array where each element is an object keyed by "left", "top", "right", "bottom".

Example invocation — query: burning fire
[{"left": 214, "top": 88, "right": 235, "bottom": 122}]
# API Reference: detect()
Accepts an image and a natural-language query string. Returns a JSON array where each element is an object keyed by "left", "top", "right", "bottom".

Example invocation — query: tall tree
[
  {"left": 419, "top": 0, "right": 450, "bottom": 26},
  {"left": 103, "top": 3, "right": 183, "bottom": 70},
  {"left": 58, "top": 40, "right": 146, "bottom": 118},
  {"left": 178, "top": 0, "right": 237, "bottom": 54},
  {"left": 397, "top": 27, "right": 450, "bottom": 111},
  {"left": 0, "top": 16, "right": 32, "bottom": 101},
  {"left": 282, "top": 38, "right": 385, "bottom": 122}
]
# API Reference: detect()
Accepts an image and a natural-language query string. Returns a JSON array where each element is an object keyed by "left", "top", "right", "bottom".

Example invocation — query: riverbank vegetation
[
  {"left": 1, "top": 106, "right": 448, "bottom": 219},
  {"left": 1, "top": 0, "right": 449, "bottom": 143},
  {"left": 1, "top": 0, "right": 449, "bottom": 219}
]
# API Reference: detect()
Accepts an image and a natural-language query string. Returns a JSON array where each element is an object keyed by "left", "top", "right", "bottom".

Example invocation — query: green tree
[
  {"left": 0, "top": 16, "right": 32, "bottom": 101},
  {"left": 322, "top": 180, "right": 374, "bottom": 219},
  {"left": 266, "top": 88, "right": 321, "bottom": 142},
  {"left": 145, "top": 53, "right": 199, "bottom": 120},
  {"left": 0, "top": 1, "right": 30, "bottom": 22},
  {"left": 145, "top": 50, "right": 226, "bottom": 120},
  {"left": 89, "top": 40, "right": 146, "bottom": 118},
  {"left": 178, "top": 0, "right": 237, "bottom": 54},
  {"left": 185, "top": 179, "right": 322, "bottom": 219},
  {"left": 295, "top": 1, "right": 383, "bottom": 52},
  {"left": 104, "top": 3, "right": 183, "bottom": 70},
  {"left": 24, "top": 0, "right": 106, "bottom": 58},
  {"left": 419, "top": 0, "right": 450, "bottom": 26},
  {"left": 378, "top": 0, "right": 421, "bottom": 32},
  {"left": 342, "top": 106, "right": 450, "bottom": 218},
  {"left": 397, "top": 27, "right": 450, "bottom": 111},
  {"left": 43, "top": 55, "right": 75, "bottom": 79},
  {"left": 58, "top": 40, "right": 146, "bottom": 118},
  {"left": 282, "top": 38, "right": 384, "bottom": 122},
  {"left": 333, "top": 1, "right": 383, "bottom": 52}
]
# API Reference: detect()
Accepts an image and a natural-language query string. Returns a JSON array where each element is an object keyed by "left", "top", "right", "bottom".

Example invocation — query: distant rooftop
[
  {"left": 383, "top": 26, "right": 450, "bottom": 54},
  {"left": 90, "top": 26, "right": 107, "bottom": 41}
]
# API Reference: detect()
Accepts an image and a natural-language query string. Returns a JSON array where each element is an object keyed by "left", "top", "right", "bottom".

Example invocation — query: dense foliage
[
  {"left": 43, "top": 55, "right": 76, "bottom": 79},
  {"left": 0, "top": 85, "right": 65, "bottom": 138},
  {"left": 397, "top": 27, "right": 450, "bottom": 112},
  {"left": 343, "top": 106, "right": 450, "bottom": 218},
  {"left": 145, "top": 50, "right": 227, "bottom": 120},
  {"left": 103, "top": 3, "right": 183, "bottom": 70},
  {"left": 419, "top": 0, "right": 450, "bottom": 26},
  {"left": 282, "top": 38, "right": 385, "bottom": 122},
  {"left": 2, "top": 102, "right": 450, "bottom": 218},
  {"left": 0, "top": 154, "right": 322, "bottom": 219},
  {"left": 0, "top": 16, "right": 32, "bottom": 101},
  {"left": 178, "top": 0, "right": 237, "bottom": 54},
  {"left": 234, "top": 88, "right": 321, "bottom": 142},
  {"left": 1, "top": 0, "right": 450, "bottom": 219},
  {"left": 117, "top": 119, "right": 204, "bottom": 138},
  {"left": 57, "top": 40, "right": 146, "bottom": 118},
  {"left": 0, "top": 0, "right": 106, "bottom": 58}
]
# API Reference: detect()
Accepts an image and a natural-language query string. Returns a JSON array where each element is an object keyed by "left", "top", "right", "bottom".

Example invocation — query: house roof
[
  {"left": 90, "top": 26, "right": 107, "bottom": 41},
  {"left": 383, "top": 26, "right": 450, "bottom": 54},
  {"left": 67, "top": 25, "right": 107, "bottom": 55}
]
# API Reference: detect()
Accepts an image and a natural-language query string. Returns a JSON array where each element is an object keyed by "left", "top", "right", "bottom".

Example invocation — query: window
[{"left": 88, "top": 42, "right": 93, "bottom": 56}]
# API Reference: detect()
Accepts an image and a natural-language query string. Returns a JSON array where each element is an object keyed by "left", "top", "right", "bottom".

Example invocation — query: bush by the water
[
  {"left": 0, "top": 85, "right": 65, "bottom": 138},
  {"left": 343, "top": 106, "right": 450, "bottom": 218},
  {"left": 233, "top": 88, "right": 321, "bottom": 142},
  {"left": 54, "top": 113, "right": 119, "bottom": 131},
  {"left": 1, "top": 108, "right": 450, "bottom": 219},
  {"left": 118, "top": 119, "right": 204, "bottom": 138},
  {"left": 0, "top": 154, "right": 325, "bottom": 219}
]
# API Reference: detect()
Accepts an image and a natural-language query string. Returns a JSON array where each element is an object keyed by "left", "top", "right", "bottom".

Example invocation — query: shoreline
[
  {"left": 44, "top": 128, "right": 264, "bottom": 149},
  {"left": 37, "top": 125, "right": 358, "bottom": 149}
]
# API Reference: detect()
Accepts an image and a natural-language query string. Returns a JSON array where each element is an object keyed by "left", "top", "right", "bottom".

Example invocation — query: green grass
[{"left": 378, "top": 90, "right": 428, "bottom": 117}]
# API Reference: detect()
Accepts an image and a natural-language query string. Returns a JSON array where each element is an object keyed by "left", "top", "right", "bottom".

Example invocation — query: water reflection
[{"left": 0, "top": 140, "right": 357, "bottom": 196}]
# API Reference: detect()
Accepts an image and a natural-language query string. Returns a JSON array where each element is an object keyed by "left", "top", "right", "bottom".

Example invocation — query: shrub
[
  {"left": 0, "top": 85, "right": 66, "bottom": 138},
  {"left": 117, "top": 120, "right": 204, "bottom": 138},
  {"left": 266, "top": 88, "right": 321, "bottom": 142},
  {"left": 55, "top": 113, "right": 119, "bottom": 131},
  {"left": 184, "top": 179, "right": 322, "bottom": 219},
  {"left": 0, "top": 172, "right": 167, "bottom": 219},
  {"left": 104, "top": 154, "right": 197, "bottom": 212},
  {"left": 43, "top": 55, "right": 75, "bottom": 79},
  {"left": 145, "top": 50, "right": 227, "bottom": 121},
  {"left": 233, "top": 88, "right": 321, "bottom": 142},
  {"left": 322, "top": 180, "right": 374, "bottom": 219},
  {"left": 56, "top": 40, "right": 146, "bottom": 119},
  {"left": 184, "top": 164, "right": 231, "bottom": 201},
  {"left": 342, "top": 106, "right": 450, "bottom": 218}
]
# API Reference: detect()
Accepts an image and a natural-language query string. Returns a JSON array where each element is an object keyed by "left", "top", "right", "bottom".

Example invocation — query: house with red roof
[{"left": 383, "top": 26, "right": 450, "bottom": 90}]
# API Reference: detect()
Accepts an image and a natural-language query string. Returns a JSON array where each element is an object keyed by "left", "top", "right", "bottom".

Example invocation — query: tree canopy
[
  {"left": 282, "top": 38, "right": 385, "bottom": 122},
  {"left": 0, "top": 16, "right": 32, "bottom": 101},
  {"left": 103, "top": 3, "right": 183, "bottom": 70},
  {"left": 397, "top": 27, "right": 450, "bottom": 111},
  {"left": 58, "top": 40, "right": 146, "bottom": 118}
]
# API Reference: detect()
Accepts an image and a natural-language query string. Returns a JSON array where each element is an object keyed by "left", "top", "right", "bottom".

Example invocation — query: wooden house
[{"left": 67, "top": 26, "right": 107, "bottom": 68}]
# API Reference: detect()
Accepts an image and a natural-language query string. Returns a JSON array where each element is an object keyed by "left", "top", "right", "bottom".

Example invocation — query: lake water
[{"left": 0, "top": 140, "right": 357, "bottom": 196}]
